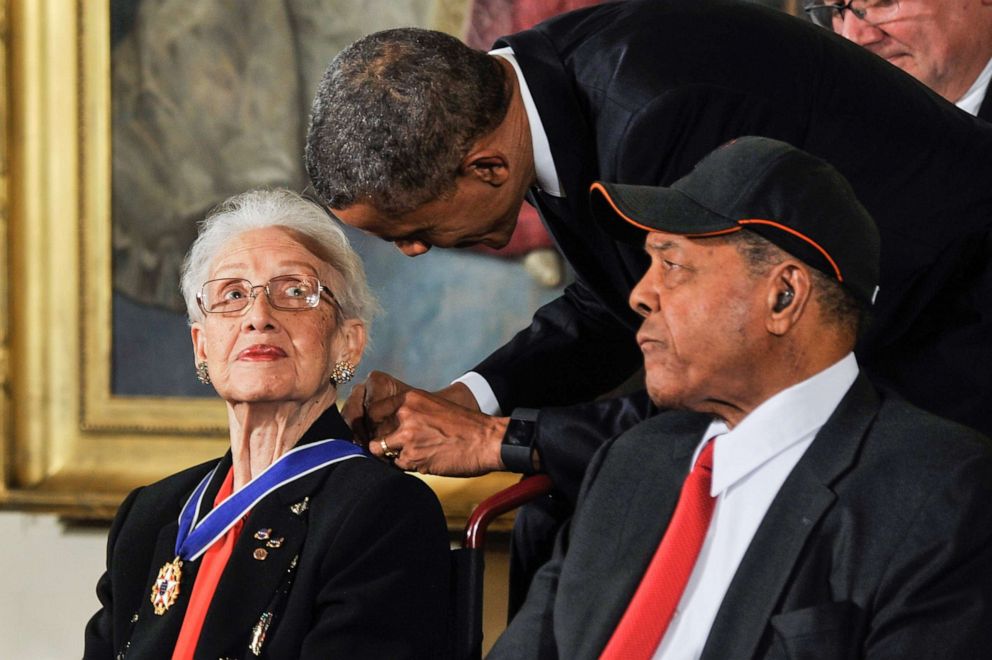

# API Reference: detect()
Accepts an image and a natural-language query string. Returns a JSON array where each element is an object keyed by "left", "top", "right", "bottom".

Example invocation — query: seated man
[{"left": 489, "top": 137, "right": 992, "bottom": 659}]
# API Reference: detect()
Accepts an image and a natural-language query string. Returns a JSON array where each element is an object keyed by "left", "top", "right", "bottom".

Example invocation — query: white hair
[{"left": 179, "top": 188, "right": 379, "bottom": 330}]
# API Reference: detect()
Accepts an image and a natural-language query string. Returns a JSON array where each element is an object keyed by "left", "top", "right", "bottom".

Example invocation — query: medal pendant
[{"left": 150, "top": 556, "right": 183, "bottom": 615}]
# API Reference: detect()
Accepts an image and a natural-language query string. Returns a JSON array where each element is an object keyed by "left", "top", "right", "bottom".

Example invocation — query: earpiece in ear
[{"left": 773, "top": 289, "right": 795, "bottom": 312}]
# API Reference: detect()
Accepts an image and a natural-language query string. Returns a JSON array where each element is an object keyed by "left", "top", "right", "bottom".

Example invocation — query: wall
[{"left": 0, "top": 512, "right": 106, "bottom": 659}]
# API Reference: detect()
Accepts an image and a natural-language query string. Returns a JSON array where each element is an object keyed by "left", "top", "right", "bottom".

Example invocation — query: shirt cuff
[{"left": 451, "top": 372, "right": 502, "bottom": 416}]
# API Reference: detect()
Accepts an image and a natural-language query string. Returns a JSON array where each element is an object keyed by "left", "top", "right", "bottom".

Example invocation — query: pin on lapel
[
  {"left": 249, "top": 611, "right": 274, "bottom": 656},
  {"left": 289, "top": 497, "right": 309, "bottom": 516},
  {"left": 252, "top": 527, "right": 284, "bottom": 557},
  {"left": 247, "top": 554, "right": 300, "bottom": 656}
]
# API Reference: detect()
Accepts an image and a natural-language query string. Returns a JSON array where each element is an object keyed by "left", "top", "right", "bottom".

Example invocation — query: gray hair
[
  {"left": 721, "top": 230, "right": 867, "bottom": 338},
  {"left": 179, "top": 188, "right": 379, "bottom": 329},
  {"left": 305, "top": 28, "right": 509, "bottom": 215}
]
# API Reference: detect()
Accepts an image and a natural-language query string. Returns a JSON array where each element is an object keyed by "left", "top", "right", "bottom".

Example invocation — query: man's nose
[{"left": 629, "top": 275, "right": 656, "bottom": 318}]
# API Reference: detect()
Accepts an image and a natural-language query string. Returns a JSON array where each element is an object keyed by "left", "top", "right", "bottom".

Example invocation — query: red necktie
[{"left": 600, "top": 439, "right": 716, "bottom": 660}]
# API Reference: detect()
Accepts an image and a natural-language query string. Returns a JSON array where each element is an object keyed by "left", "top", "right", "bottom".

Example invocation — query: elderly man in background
[
  {"left": 490, "top": 137, "right": 992, "bottom": 660},
  {"left": 805, "top": 0, "right": 992, "bottom": 117}
]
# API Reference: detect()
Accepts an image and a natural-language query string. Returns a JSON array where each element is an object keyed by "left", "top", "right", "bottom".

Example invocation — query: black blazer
[
  {"left": 84, "top": 407, "right": 451, "bottom": 659},
  {"left": 490, "top": 375, "right": 992, "bottom": 658},
  {"left": 471, "top": 0, "right": 992, "bottom": 495}
]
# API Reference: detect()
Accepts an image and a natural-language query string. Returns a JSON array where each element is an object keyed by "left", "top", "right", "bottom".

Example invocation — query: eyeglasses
[
  {"left": 803, "top": 0, "right": 900, "bottom": 31},
  {"left": 197, "top": 274, "right": 336, "bottom": 315}
]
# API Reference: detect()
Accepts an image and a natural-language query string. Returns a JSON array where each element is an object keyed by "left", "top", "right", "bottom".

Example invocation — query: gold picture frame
[{"left": 0, "top": 0, "right": 515, "bottom": 523}]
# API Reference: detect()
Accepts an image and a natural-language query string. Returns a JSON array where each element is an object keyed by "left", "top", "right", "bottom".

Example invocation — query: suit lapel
[
  {"left": 194, "top": 460, "right": 330, "bottom": 657},
  {"left": 498, "top": 28, "right": 596, "bottom": 198},
  {"left": 565, "top": 416, "right": 706, "bottom": 655},
  {"left": 702, "top": 375, "right": 881, "bottom": 660},
  {"left": 126, "top": 521, "right": 199, "bottom": 656},
  {"left": 177, "top": 407, "right": 353, "bottom": 655},
  {"left": 501, "top": 29, "right": 646, "bottom": 332},
  {"left": 123, "top": 459, "right": 234, "bottom": 657},
  {"left": 977, "top": 84, "right": 991, "bottom": 122}
]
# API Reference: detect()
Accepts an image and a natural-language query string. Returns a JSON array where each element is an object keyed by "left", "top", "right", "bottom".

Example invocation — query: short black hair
[{"left": 305, "top": 28, "right": 510, "bottom": 215}]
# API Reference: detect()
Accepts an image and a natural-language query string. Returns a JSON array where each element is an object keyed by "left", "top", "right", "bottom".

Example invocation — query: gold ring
[{"left": 380, "top": 438, "right": 399, "bottom": 460}]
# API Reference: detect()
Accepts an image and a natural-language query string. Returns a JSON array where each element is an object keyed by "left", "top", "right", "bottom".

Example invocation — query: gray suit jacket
[{"left": 490, "top": 375, "right": 992, "bottom": 659}]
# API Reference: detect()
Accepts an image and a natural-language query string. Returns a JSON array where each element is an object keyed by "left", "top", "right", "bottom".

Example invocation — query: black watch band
[{"left": 501, "top": 408, "right": 540, "bottom": 474}]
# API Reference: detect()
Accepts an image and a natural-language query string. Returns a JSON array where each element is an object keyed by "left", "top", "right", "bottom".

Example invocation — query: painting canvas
[
  {"left": 1, "top": 0, "right": 800, "bottom": 517},
  {"left": 107, "top": 0, "right": 565, "bottom": 398},
  {"left": 0, "top": 0, "right": 564, "bottom": 520}
]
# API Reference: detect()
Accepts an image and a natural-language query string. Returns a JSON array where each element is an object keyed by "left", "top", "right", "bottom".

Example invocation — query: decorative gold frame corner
[{"left": 1, "top": 0, "right": 10, "bottom": 508}]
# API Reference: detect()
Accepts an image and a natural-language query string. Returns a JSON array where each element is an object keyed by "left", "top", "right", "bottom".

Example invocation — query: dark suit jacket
[
  {"left": 472, "top": 0, "right": 992, "bottom": 497},
  {"left": 84, "top": 407, "right": 450, "bottom": 659},
  {"left": 490, "top": 375, "right": 992, "bottom": 659}
]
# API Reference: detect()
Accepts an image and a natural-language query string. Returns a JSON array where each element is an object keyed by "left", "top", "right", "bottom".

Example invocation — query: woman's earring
[
  {"left": 330, "top": 361, "right": 356, "bottom": 386},
  {"left": 196, "top": 361, "right": 211, "bottom": 385}
]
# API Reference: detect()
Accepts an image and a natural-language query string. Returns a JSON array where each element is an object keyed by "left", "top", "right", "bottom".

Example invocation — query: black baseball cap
[{"left": 590, "top": 136, "right": 880, "bottom": 305}]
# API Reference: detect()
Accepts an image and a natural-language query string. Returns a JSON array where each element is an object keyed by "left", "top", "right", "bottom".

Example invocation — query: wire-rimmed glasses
[
  {"left": 803, "top": 0, "right": 900, "bottom": 31},
  {"left": 197, "top": 274, "right": 336, "bottom": 315}
]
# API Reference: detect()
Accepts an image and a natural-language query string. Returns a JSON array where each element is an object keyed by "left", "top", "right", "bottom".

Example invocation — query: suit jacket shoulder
[{"left": 705, "top": 379, "right": 992, "bottom": 659}]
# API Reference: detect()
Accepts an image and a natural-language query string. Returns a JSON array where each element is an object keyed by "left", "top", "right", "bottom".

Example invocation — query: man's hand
[
  {"left": 341, "top": 371, "right": 414, "bottom": 444},
  {"left": 342, "top": 371, "right": 508, "bottom": 476}
]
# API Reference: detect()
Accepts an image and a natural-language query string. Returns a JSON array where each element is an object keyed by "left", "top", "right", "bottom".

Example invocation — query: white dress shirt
[
  {"left": 488, "top": 47, "right": 564, "bottom": 197},
  {"left": 654, "top": 353, "right": 860, "bottom": 660},
  {"left": 453, "top": 47, "right": 565, "bottom": 415},
  {"left": 956, "top": 56, "right": 992, "bottom": 116}
]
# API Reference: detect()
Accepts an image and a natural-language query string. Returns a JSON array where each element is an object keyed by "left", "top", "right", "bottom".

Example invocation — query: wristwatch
[{"left": 501, "top": 407, "right": 539, "bottom": 474}]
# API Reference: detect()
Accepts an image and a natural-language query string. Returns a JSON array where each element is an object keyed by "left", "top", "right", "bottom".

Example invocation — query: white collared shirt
[
  {"left": 488, "top": 47, "right": 564, "bottom": 197},
  {"left": 956, "top": 56, "right": 992, "bottom": 116},
  {"left": 654, "top": 353, "right": 860, "bottom": 660},
  {"left": 452, "top": 370, "right": 503, "bottom": 416},
  {"left": 453, "top": 48, "right": 566, "bottom": 415}
]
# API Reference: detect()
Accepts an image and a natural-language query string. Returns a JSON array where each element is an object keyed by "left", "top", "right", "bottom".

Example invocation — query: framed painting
[{"left": 0, "top": 0, "right": 572, "bottom": 523}]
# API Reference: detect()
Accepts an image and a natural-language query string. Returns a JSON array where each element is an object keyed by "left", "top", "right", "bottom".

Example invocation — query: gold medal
[{"left": 150, "top": 556, "right": 183, "bottom": 615}]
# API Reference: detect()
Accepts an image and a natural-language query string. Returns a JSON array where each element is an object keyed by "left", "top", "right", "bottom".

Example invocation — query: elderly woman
[{"left": 84, "top": 189, "right": 450, "bottom": 659}]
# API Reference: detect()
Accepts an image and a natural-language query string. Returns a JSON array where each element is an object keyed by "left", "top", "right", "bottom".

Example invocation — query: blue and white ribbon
[{"left": 175, "top": 439, "right": 366, "bottom": 561}]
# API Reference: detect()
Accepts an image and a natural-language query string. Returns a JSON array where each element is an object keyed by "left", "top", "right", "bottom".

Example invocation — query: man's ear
[
  {"left": 765, "top": 262, "right": 812, "bottom": 336},
  {"left": 461, "top": 149, "right": 510, "bottom": 187},
  {"left": 334, "top": 319, "right": 367, "bottom": 367}
]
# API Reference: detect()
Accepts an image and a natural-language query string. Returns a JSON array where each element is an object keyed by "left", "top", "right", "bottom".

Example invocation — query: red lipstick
[{"left": 238, "top": 344, "right": 287, "bottom": 361}]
